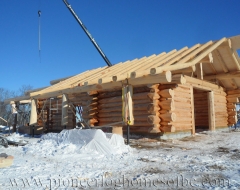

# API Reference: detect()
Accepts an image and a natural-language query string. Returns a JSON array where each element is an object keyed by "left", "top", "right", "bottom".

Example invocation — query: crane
[{"left": 63, "top": 0, "right": 112, "bottom": 67}]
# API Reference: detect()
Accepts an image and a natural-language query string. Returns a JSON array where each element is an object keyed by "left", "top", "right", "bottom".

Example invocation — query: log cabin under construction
[{"left": 5, "top": 35, "right": 240, "bottom": 138}]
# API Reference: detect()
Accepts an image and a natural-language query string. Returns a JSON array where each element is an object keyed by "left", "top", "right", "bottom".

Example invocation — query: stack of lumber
[{"left": 226, "top": 89, "right": 240, "bottom": 126}]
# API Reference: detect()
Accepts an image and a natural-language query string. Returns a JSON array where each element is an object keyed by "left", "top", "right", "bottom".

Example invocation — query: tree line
[{"left": 0, "top": 85, "right": 32, "bottom": 126}]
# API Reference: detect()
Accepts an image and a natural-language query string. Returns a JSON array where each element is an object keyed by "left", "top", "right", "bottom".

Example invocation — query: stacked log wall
[
  {"left": 214, "top": 93, "right": 228, "bottom": 127},
  {"left": 38, "top": 98, "right": 75, "bottom": 131},
  {"left": 172, "top": 85, "right": 193, "bottom": 132},
  {"left": 97, "top": 86, "right": 161, "bottom": 134},
  {"left": 68, "top": 92, "right": 98, "bottom": 127},
  {"left": 226, "top": 89, "right": 240, "bottom": 126},
  {"left": 158, "top": 84, "right": 193, "bottom": 132},
  {"left": 194, "top": 91, "right": 208, "bottom": 127}
]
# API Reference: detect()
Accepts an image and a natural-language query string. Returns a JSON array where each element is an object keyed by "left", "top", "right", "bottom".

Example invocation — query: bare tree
[
  {"left": 0, "top": 85, "right": 33, "bottom": 126},
  {"left": 0, "top": 88, "right": 15, "bottom": 125}
]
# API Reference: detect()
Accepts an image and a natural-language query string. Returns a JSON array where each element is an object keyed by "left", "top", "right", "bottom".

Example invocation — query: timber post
[{"left": 208, "top": 91, "right": 216, "bottom": 131}]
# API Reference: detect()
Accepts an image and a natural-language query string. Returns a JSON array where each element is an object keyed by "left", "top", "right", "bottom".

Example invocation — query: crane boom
[{"left": 63, "top": 0, "right": 112, "bottom": 67}]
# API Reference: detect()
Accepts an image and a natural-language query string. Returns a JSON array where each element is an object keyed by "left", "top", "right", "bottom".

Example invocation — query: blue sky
[{"left": 1, "top": 0, "right": 240, "bottom": 92}]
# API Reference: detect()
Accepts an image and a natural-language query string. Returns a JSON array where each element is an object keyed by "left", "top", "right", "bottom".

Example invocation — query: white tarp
[{"left": 41, "top": 129, "right": 126, "bottom": 155}]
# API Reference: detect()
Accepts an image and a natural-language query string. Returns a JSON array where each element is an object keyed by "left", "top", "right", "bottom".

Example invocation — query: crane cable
[{"left": 38, "top": 10, "right": 41, "bottom": 63}]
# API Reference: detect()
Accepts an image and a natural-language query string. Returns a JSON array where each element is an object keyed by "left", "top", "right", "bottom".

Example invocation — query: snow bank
[{"left": 24, "top": 129, "right": 130, "bottom": 156}]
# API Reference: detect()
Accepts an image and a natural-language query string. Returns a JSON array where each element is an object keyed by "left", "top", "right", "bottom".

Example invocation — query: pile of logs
[{"left": 226, "top": 89, "right": 240, "bottom": 126}]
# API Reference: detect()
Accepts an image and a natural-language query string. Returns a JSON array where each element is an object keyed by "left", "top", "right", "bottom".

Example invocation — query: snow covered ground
[{"left": 0, "top": 129, "right": 240, "bottom": 189}]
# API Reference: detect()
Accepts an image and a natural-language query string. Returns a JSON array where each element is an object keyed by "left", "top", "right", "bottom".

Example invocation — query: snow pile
[{"left": 24, "top": 129, "right": 130, "bottom": 156}]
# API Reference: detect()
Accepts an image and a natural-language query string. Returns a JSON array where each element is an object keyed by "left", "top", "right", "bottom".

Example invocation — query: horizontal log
[
  {"left": 99, "top": 117, "right": 122, "bottom": 123},
  {"left": 158, "top": 99, "right": 175, "bottom": 110},
  {"left": 174, "top": 96, "right": 191, "bottom": 103},
  {"left": 98, "top": 102, "right": 122, "bottom": 109},
  {"left": 133, "top": 86, "right": 152, "bottom": 93},
  {"left": 147, "top": 92, "right": 160, "bottom": 100},
  {"left": 99, "top": 121, "right": 154, "bottom": 127},
  {"left": 98, "top": 111, "right": 122, "bottom": 118},
  {"left": 81, "top": 101, "right": 98, "bottom": 107},
  {"left": 227, "top": 103, "right": 236, "bottom": 109},
  {"left": 174, "top": 101, "right": 191, "bottom": 108},
  {"left": 158, "top": 84, "right": 177, "bottom": 90},
  {"left": 159, "top": 112, "right": 176, "bottom": 122},
  {"left": 149, "top": 88, "right": 160, "bottom": 93},
  {"left": 227, "top": 111, "right": 237, "bottom": 116},
  {"left": 226, "top": 94, "right": 240, "bottom": 99},
  {"left": 172, "top": 66, "right": 196, "bottom": 74},
  {"left": 175, "top": 116, "right": 192, "bottom": 122},
  {"left": 133, "top": 92, "right": 151, "bottom": 100},
  {"left": 227, "top": 97, "right": 239, "bottom": 103},
  {"left": 160, "top": 125, "right": 175, "bottom": 132},
  {"left": 134, "top": 115, "right": 153, "bottom": 122},
  {"left": 147, "top": 115, "right": 161, "bottom": 125},
  {"left": 160, "top": 121, "right": 191, "bottom": 126},
  {"left": 98, "top": 91, "right": 122, "bottom": 99},
  {"left": 125, "top": 71, "right": 172, "bottom": 85},
  {"left": 134, "top": 99, "right": 159, "bottom": 105},
  {"left": 171, "top": 74, "right": 186, "bottom": 84},
  {"left": 227, "top": 89, "right": 240, "bottom": 95},
  {"left": 158, "top": 89, "right": 174, "bottom": 98},
  {"left": 97, "top": 110, "right": 159, "bottom": 118},
  {"left": 176, "top": 110, "right": 193, "bottom": 118},
  {"left": 174, "top": 91, "right": 191, "bottom": 99},
  {"left": 184, "top": 75, "right": 224, "bottom": 91},
  {"left": 174, "top": 86, "right": 190, "bottom": 94},
  {"left": 98, "top": 96, "right": 121, "bottom": 104},
  {"left": 88, "top": 118, "right": 98, "bottom": 124},
  {"left": 147, "top": 84, "right": 160, "bottom": 89}
]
